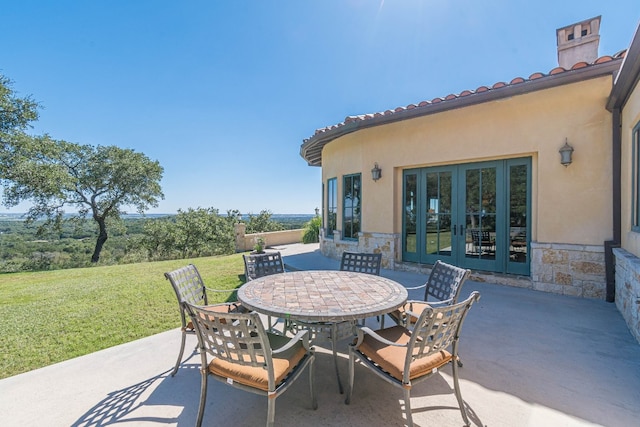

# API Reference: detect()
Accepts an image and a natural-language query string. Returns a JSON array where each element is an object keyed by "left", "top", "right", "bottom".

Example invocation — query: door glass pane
[
  {"left": 465, "top": 167, "right": 497, "bottom": 260},
  {"left": 425, "top": 171, "right": 452, "bottom": 256},
  {"left": 509, "top": 165, "right": 528, "bottom": 263},
  {"left": 343, "top": 174, "right": 361, "bottom": 239},
  {"left": 404, "top": 174, "right": 417, "bottom": 254},
  {"left": 327, "top": 178, "right": 337, "bottom": 236}
]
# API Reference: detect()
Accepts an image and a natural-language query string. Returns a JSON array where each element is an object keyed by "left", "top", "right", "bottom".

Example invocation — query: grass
[{"left": 0, "top": 253, "right": 246, "bottom": 379}]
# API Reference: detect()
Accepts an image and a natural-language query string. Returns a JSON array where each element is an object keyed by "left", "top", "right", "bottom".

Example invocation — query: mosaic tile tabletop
[{"left": 237, "top": 270, "right": 408, "bottom": 322}]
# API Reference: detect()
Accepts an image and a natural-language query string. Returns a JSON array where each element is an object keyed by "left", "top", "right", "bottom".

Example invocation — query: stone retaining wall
[
  {"left": 235, "top": 223, "right": 303, "bottom": 252},
  {"left": 530, "top": 242, "right": 606, "bottom": 298},
  {"left": 612, "top": 248, "right": 640, "bottom": 343}
]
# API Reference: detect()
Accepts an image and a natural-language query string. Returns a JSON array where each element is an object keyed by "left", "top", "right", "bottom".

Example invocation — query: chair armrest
[
  {"left": 354, "top": 326, "right": 408, "bottom": 349},
  {"left": 204, "top": 286, "right": 238, "bottom": 293},
  {"left": 404, "top": 283, "right": 427, "bottom": 291},
  {"left": 271, "top": 330, "right": 311, "bottom": 353}
]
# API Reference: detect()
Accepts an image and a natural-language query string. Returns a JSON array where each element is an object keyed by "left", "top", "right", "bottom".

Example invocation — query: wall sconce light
[
  {"left": 371, "top": 162, "right": 382, "bottom": 181},
  {"left": 559, "top": 139, "right": 574, "bottom": 167}
]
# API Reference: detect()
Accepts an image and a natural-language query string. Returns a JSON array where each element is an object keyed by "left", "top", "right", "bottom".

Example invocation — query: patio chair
[
  {"left": 164, "top": 264, "right": 245, "bottom": 376},
  {"left": 340, "top": 251, "right": 382, "bottom": 275},
  {"left": 243, "top": 251, "right": 285, "bottom": 281},
  {"left": 386, "top": 260, "right": 470, "bottom": 329},
  {"left": 243, "top": 251, "right": 286, "bottom": 332},
  {"left": 345, "top": 291, "right": 481, "bottom": 427},
  {"left": 470, "top": 229, "right": 495, "bottom": 255},
  {"left": 185, "top": 302, "right": 317, "bottom": 427},
  {"left": 340, "top": 251, "right": 383, "bottom": 326}
]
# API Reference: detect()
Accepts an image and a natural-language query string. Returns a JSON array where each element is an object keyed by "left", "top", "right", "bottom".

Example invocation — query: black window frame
[
  {"left": 326, "top": 177, "right": 337, "bottom": 237},
  {"left": 633, "top": 122, "right": 640, "bottom": 232},
  {"left": 342, "top": 173, "right": 361, "bottom": 240}
]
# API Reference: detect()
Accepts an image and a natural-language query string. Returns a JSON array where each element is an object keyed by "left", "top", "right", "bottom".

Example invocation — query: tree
[
  {"left": 244, "top": 210, "right": 284, "bottom": 234},
  {"left": 141, "top": 207, "right": 236, "bottom": 260},
  {"left": 0, "top": 74, "right": 39, "bottom": 137},
  {"left": 0, "top": 137, "right": 164, "bottom": 263}
]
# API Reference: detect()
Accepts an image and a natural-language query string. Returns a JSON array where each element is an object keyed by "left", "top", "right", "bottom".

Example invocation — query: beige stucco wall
[
  {"left": 322, "top": 76, "right": 614, "bottom": 247},
  {"left": 620, "top": 78, "right": 640, "bottom": 256}
]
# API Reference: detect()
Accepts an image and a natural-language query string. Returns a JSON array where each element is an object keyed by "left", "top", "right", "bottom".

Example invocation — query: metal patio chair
[
  {"left": 164, "top": 264, "right": 244, "bottom": 376},
  {"left": 340, "top": 251, "right": 382, "bottom": 275},
  {"left": 345, "top": 291, "right": 481, "bottom": 427},
  {"left": 386, "top": 260, "right": 470, "bottom": 329},
  {"left": 243, "top": 251, "right": 285, "bottom": 281},
  {"left": 340, "top": 251, "right": 383, "bottom": 326},
  {"left": 243, "top": 251, "right": 286, "bottom": 332},
  {"left": 185, "top": 303, "right": 317, "bottom": 427}
]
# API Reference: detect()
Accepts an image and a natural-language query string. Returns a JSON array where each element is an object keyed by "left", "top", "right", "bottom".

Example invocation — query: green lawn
[{"left": 0, "top": 254, "right": 245, "bottom": 379}]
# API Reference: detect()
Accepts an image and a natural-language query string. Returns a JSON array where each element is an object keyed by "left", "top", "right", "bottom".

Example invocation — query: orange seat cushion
[
  {"left": 186, "top": 304, "right": 237, "bottom": 330},
  {"left": 357, "top": 326, "right": 452, "bottom": 382},
  {"left": 389, "top": 302, "right": 431, "bottom": 325},
  {"left": 208, "top": 333, "right": 308, "bottom": 391}
]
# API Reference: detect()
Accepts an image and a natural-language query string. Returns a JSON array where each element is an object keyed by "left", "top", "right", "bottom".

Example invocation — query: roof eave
[
  {"left": 301, "top": 59, "right": 623, "bottom": 167},
  {"left": 607, "top": 21, "right": 640, "bottom": 111}
]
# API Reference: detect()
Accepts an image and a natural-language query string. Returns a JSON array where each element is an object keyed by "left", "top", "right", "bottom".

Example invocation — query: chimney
[{"left": 556, "top": 16, "right": 601, "bottom": 68}]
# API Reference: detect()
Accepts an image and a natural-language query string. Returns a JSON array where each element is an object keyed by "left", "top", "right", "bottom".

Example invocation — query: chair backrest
[
  {"left": 185, "top": 303, "right": 277, "bottom": 380},
  {"left": 164, "top": 264, "right": 207, "bottom": 306},
  {"left": 425, "top": 260, "right": 471, "bottom": 303},
  {"left": 243, "top": 252, "right": 285, "bottom": 281},
  {"left": 404, "top": 291, "right": 480, "bottom": 381},
  {"left": 340, "top": 251, "right": 382, "bottom": 275}
]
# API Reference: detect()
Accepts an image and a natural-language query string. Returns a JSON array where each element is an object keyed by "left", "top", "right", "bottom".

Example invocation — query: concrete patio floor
[{"left": 1, "top": 243, "right": 639, "bottom": 426}]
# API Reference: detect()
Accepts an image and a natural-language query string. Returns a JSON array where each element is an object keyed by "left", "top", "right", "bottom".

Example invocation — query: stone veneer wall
[
  {"left": 530, "top": 242, "right": 606, "bottom": 298},
  {"left": 612, "top": 248, "right": 640, "bottom": 344},
  {"left": 319, "top": 229, "right": 398, "bottom": 269},
  {"left": 320, "top": 233, "right": 608, "bottom": 299}
]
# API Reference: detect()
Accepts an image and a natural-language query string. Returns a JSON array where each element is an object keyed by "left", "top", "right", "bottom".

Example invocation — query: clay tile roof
[
  {"left": 302, "top": 51, "right": 628, "bottom": 165},
  {"left": 594, "top": 55, "right": 613, "bottom": 64},
  {"left": 549, "top": 66, "right": 566, "bottom": 75},
  {"left": 571, "top": 61, "right": 589, "bottom": 70}
]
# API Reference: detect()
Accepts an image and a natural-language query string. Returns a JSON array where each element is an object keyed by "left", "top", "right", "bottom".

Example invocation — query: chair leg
[
  {"left": 196, "top": 370, "right": 208, "bottom": 427},
  {"left": 403, "top": 385, "right": 413, "bottom": 427},
  {"left": 344, "top": 347, "right": 355, "bottom": 405},
  {"left": 451, "top": 360, "right": 470, "bottom": 426},
  {"left": 171, "top": 328, "right": 187, "bottom": 377},
  {"left": 309, "top": 353, "right": 318, "bottom": 410},
  {"left": 267, "top": 395, "right": 276, "bottom": 427},
  {"left": 331, "top": 323, "right": 344, "bottom": 394}
]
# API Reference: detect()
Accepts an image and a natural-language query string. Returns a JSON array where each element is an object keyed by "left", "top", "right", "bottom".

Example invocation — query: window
[
  {"left": 633, "top": 122, "right": 640, "bottom": 231},
  {"left": 326, "top": 178, "right": 337, "bottom": 236},
  {"left": 343, "top": 174, "right": 361, "bottom": 240}
]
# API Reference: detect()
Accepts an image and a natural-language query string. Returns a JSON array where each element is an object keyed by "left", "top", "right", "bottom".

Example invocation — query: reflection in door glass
[
  {"left": 425, "top": 172, "right": 452, "bottom": 256},
  {"left": 465, "top": 168, "right": 497, "bottom": 260},
  {"left": 509, "top": 165, "right": 528, "bottom": 263},
  {"left": 404, "top": 174, "right": 417, "bottom": 254}
]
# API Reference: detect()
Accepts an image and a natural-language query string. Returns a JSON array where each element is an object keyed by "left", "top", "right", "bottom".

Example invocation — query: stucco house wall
[
  {"left": 613, "top": 23, "right": 640, "bottom": 343},
  {"left": 321, "top": 75, "right": 614, "bottom": 297}
]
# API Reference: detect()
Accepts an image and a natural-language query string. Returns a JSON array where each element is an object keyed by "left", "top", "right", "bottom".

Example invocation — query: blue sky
[{"left": 2, "top": 1, "right": 639, "bottom": 214}]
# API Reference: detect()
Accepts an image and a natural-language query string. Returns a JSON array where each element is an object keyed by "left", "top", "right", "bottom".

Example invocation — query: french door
[{"left": 402, "top": 158, "right": 530, "bottom": 275}]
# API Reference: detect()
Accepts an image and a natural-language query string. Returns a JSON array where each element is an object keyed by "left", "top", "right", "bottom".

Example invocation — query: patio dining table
[{"left": 237, "top": 270, "right": 408, "bottom": 393}]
